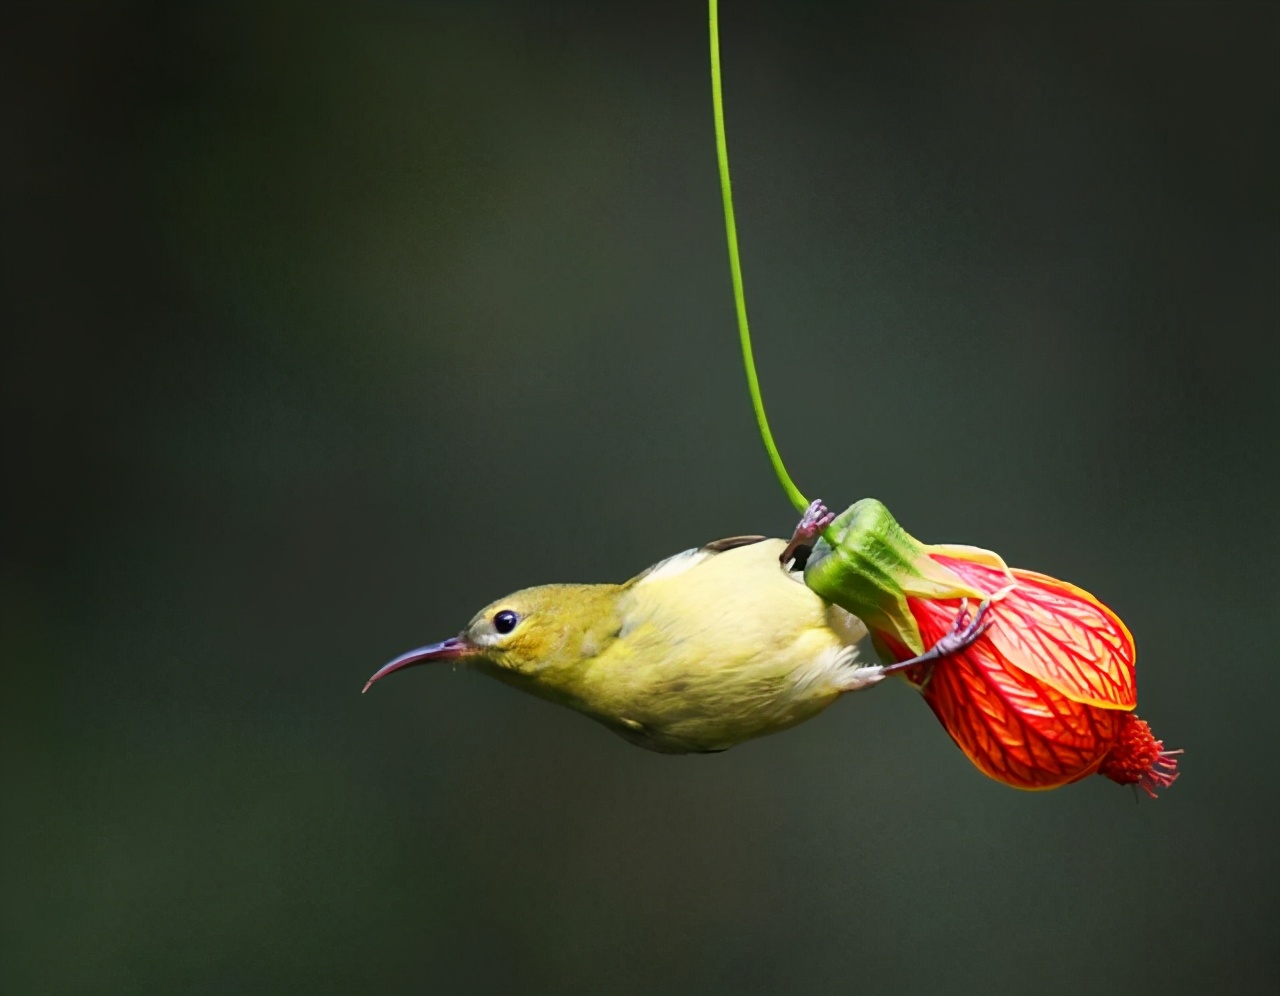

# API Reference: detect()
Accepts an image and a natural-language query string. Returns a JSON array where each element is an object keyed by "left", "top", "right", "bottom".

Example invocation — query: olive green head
[{"left": 362, "top": 583, "right": 622, "bottom": 692}]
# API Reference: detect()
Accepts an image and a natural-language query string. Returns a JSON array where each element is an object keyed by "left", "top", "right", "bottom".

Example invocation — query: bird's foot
[
  {"left": 780, "top": 499, "right": 835, "bottom": 569},
  {"left": 880, "top": 597, "right": 994, "bottom": 676}
]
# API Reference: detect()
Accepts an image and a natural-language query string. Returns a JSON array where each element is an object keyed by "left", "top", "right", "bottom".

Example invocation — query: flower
[{"left": 804, "top": 500, "right": 1180, "bottom": 795}]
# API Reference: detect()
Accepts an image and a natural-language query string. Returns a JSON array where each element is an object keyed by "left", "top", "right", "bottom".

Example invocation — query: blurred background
[{"left": 2, "top": 2, "right": 1277, "bottom": 993}]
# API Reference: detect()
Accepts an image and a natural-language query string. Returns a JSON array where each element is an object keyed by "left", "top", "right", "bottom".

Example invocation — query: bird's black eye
[{"left": 493, "top": 610, "right": 519, "bottom": 634}]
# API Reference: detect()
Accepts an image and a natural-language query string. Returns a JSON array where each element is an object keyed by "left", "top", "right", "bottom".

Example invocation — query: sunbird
[{"left": 364, "top": 506, "right": 986, "bottom": 753}]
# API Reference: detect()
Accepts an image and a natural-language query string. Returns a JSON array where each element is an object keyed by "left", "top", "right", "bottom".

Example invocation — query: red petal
[
  {"left": 930, "top": 555, "right": 1137, "bottom": 709},
  {"left": 909, "top": 604, "right": 1125, "bottom": 789}
]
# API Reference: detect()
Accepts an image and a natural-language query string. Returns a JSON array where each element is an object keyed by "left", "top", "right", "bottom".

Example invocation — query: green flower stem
[{"left": 709, "top": 0, "right": 809, "bottom": 515}]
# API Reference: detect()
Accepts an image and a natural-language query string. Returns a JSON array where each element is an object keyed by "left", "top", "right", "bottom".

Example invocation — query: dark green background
[{"left": 3, "top": 2, "right": 1277, "bottom": 993}]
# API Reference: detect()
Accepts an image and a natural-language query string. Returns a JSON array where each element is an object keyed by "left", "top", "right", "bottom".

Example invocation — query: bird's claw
[
  {"left": 880, "top": 597, "right": 994, "bottom": 676},
  {"left": 781, "top": 499, "right": 835, "bottom": 569},
  {"left": 931, "top": 597, "right": 994, "bottom": 656}
]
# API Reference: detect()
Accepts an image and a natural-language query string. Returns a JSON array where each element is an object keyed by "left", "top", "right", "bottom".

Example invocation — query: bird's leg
[
  {"left": 780, "top": 499, "right": 835, "bottom": 570},
  {"left": 878, "top": 597, "right": 994, "bottom": 676}
]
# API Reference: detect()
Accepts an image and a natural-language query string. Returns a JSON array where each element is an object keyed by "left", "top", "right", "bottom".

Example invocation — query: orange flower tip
[{"left": 1099, "top": 714, "right": 1182, "bottom": 799}]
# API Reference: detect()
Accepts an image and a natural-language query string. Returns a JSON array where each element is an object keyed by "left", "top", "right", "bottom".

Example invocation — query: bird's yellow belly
[
  {"left": 577, "top": 628, "right": 852, "bottom": 754},
  {"left": 606, "top": 681, "right": 842, "bottom": 754}
]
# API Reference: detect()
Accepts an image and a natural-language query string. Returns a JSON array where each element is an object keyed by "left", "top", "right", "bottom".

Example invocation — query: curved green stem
[{"left": 709, "top": 0, "right": 808, "bottom": 514}]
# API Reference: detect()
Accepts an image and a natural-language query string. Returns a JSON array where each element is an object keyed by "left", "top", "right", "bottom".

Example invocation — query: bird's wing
[{"left": 626, "top": 535, "right": 770, "bottom": 589}]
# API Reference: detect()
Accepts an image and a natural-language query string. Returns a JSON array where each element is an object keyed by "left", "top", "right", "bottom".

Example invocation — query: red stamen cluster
[{"left": 1098, "top": 714, "right": 1182, "bottom": 798}]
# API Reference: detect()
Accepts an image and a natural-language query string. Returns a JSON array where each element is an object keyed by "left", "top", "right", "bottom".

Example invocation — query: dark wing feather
[{"left": 701, "top": 535, "right": 768, "bottom": 553}]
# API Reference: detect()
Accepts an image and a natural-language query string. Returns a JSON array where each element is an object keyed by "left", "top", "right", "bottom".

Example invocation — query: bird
[{"left": 362, "top": 506, "right": 986, "bottom": 754}]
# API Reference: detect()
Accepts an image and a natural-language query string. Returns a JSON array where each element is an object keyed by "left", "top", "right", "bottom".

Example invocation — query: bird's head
[{"left": 363, "top": 583, "right": 622, "bottom": 693}]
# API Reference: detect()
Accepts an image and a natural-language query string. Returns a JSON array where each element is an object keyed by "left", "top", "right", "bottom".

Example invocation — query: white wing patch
[{"left": 631, "top": 547, "right": 712, "bottom": 587}]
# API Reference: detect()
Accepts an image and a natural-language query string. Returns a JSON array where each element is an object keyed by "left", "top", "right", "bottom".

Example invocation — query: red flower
[
  {"left": 892, "top": 555, "right": 1178, "bottom": 794},
  {"left": 804, "top": 500, "right": 1180, "bottom": 795}
]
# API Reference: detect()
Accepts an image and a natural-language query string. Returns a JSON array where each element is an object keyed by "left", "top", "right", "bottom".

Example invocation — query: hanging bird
[{"left": 363, "top": 513, "right": 984, "bottom": 754}]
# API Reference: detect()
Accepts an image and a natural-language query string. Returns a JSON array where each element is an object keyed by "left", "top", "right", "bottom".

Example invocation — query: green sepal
[{"left": 803, "top": 499, "right": 984, "bottom": 654}]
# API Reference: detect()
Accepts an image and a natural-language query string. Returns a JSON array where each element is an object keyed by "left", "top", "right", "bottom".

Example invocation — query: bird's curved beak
[{"left": 362, "top": 635, "right": 477, "bottom": 693}]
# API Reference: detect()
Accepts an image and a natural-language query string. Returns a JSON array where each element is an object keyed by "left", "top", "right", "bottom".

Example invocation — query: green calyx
[{"left": 803, "top": 499, "right": 983, "bottom": 654}]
